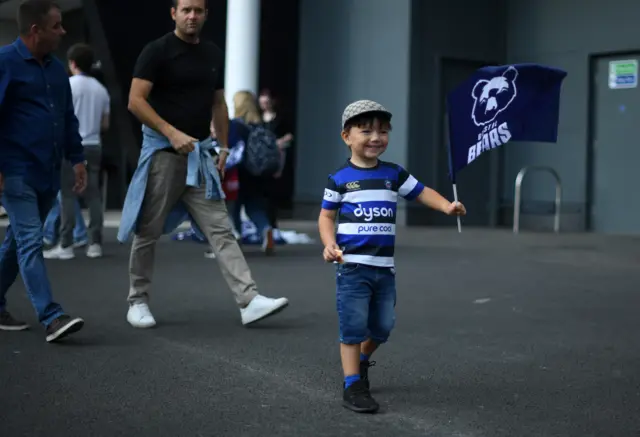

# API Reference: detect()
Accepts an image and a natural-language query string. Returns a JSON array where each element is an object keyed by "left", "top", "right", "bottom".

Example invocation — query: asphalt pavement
[{"left": 2, "top": 224, "right": 639, "bottom": 437}]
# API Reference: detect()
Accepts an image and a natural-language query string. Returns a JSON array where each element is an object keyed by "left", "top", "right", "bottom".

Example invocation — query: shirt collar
[{"left": 13, "top": 37, "right": 52, "bottom": 64}]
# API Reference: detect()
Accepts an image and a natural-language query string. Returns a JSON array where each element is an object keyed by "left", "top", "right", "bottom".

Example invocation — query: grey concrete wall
[
  {"left": 406, "top": 0, "right": 507, "bottom": 226},
  {"left": 292, "top": 0, "right": 640, "bottom": 232},
  {"left": 0, "top": 20, "right": 17, "bottom": 45},
  {"left": 295, "top": 0, "right": 412, "bottom": 221},
  {"left": 504, "top": 0, "right": 640, "bottom": 231}
]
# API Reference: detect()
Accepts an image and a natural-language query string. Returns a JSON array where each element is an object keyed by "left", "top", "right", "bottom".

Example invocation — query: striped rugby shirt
[{"left": 321, "top": 160, "right": 425, "bottom": 267}]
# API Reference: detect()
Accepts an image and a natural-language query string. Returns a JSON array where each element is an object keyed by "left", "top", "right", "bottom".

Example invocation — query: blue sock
[
  {"left": 344, "top": 374, "right": 360, "bottom": 388},
  {"left": 360, "top": 353, "right": 370, "bottom": 362}
]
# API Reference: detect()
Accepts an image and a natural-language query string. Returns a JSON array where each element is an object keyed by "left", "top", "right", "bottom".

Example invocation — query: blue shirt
[
  {"left": 321, "top": 159, "right": 424, "bottom": 267},
  {"left": 117, "top": 125, "right": 224, "bottom": 243},
  {"left": 0, "top": 38, "right": 84, "bottom": 193}
]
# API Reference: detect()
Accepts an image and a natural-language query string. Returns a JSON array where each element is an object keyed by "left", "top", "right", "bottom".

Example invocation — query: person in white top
[{"left": 44, "top": 43, "right": 110, "bottom": 260}]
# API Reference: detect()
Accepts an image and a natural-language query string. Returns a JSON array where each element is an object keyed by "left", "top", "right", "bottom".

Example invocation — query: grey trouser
[
  {"left": 60, "top": 146, "right": 103, "bottom": 247},
  {"left": 128, "top": 150, "right": 258, "bottom": 307}
]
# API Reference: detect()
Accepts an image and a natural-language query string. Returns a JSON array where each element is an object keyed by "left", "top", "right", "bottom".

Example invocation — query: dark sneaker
[
  {"left": 360, "top": 360, "right": 376, "bottom": 389},
  {"left": 342, "top": 380, "right": 379, "bottom": 413},
  {"left": 0, "top": 311, "right": 29, "bottom": 331},
  {"left": 45, "top": 315, "right": 84, "bottom": 343}
]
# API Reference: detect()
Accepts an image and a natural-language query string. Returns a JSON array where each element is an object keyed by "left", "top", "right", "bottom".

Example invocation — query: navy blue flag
[{"left": 446, "top": 63, "right": 567, "bottom": 182}]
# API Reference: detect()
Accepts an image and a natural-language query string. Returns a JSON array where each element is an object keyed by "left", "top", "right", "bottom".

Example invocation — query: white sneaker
[
  {"left": 240, "top": 294, "right": 289, "bottom": 325},
  {"left": 127, "top": 303, "right": 156, "bottom": 328},
  {"left": 86, "top": 244, "right": 103, "bottom": 258},
  {"left": 43, "top": 245, "right": 75, "bottom": 260},
  {"left": 204, "top": 249, "right": 216, "bottom": 259}
]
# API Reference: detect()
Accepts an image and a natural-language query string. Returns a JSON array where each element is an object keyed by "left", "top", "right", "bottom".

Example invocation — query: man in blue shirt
[{"left": 0, "top": 0, "right": 87, "bottom": 343}]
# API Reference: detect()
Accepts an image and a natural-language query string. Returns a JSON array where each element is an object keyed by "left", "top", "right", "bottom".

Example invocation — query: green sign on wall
[{"left": 609, "top": 60, "right": 638, "bottom": 89}]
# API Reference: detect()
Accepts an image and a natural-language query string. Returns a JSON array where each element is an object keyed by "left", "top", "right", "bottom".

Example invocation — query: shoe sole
[
  {"left": 0, "top": 324, "right": 30, "bottom": 331},
  {"left": 46, "top": 318, "right": 84, "bottom": 343},
  {"left": 127, "top": 319, "right": 157, "bottom": 329},
  {"left": 127, "top": 314, "right": 157, "bottom": 329},
  {"left": 44, "top": 254, "right": 75, "bottom": 260},
  {"left": 242, "top": 300, "right": 289, "bottom": 326},
  {"left": 341, "top": 401, "right": 379, "bottom": 413}
]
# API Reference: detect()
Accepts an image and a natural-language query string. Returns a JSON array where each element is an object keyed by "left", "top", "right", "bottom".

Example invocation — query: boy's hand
[
  {"left": 323, "top": 243, "right": 342, "bottom": 262},
  {"left": 445, "top": 201, "right": 466, "bottom": 216}
]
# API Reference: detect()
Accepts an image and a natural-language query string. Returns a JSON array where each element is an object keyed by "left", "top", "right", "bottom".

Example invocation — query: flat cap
[{"left": 341, "top": 100, "right": 392, "bottom": 129}]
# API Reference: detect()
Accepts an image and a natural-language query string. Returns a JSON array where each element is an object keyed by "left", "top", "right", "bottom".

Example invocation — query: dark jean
[
  {"left": 0, "top": 176, "right": 64, "bottom": 326},
  {"left": 43, "top": 191, "right": 87, "bottom": 244},
  {"left": 230, "top": 192, "right": 271, "bottom": 235},
  {"left": 336, "top": 262, "right": 397, "bottom": 345},
  {"left": 60, "top": 146, "right": 103, "bottom": 247}
]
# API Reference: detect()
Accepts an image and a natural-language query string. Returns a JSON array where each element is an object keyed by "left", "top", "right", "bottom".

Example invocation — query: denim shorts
[{"left": 336, "top": 262, "right": 397, "bottom": 345}]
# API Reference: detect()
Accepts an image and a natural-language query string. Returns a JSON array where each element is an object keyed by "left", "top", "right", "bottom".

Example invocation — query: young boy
[{"left": 318, "top": 100, "right": 466, "bottom": 413}]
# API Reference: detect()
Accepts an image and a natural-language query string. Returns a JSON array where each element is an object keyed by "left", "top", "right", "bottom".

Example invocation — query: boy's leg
[
  {"left": 336, "top": 263, "right": 379, "bottom": 413},
  {"left": 362, "top": 267, "right": 397, "bottom": 387},
  {"left": 358, "top": 339, "right": 379, "bottom": 389},
  {"left": 360, "top": 339, "right": 379, "bottom": 358}
]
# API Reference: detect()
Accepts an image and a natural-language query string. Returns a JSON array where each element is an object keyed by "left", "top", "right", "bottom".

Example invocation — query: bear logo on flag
[{"left": 471, "top": 66, "right": 518, "bottom": 127}]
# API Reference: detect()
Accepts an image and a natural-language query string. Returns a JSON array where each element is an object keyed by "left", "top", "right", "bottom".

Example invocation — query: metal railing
[{"left": 513, "top": 166, "right": 562, "bottom": 234}]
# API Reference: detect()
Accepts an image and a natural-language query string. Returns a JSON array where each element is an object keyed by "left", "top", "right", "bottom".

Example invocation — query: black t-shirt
[{"left": 132, "top": 32, "right": 225, "bottom": 140}]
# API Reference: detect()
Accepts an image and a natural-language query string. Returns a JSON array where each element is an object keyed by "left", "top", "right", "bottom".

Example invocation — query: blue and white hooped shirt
[{"left": 321, "top": 160, "right": 424, "bottom": 267}]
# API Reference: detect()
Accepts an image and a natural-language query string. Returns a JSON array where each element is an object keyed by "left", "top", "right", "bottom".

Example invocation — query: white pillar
[{"left": 224, "top": 0, "right": 261, "bottom": 117}]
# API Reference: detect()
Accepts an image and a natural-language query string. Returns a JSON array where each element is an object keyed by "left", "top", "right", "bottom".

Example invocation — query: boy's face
[{"left": 341, "top": 118, "right": 390, "bottom": 161}]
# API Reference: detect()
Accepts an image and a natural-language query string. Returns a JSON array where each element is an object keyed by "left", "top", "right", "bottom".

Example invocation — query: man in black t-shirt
[{"left": 124, "top": 0, "right": 289, "bottom": 329}]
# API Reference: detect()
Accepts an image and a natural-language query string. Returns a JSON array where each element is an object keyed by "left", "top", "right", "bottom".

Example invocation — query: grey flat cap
[{"left": 341, "top": 100, "right": 392, "bottom": 129}]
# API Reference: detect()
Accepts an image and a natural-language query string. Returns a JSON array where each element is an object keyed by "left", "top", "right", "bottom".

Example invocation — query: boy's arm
[
  {"left": 398, "top": 166, "right": 464, "bottom": 214},
  {"left": 318, "top": 176, "right": 342, "bottom": 260},
  {"left": 318, "top": 208, "right": 338, "bottom": 247},
  {"left": 319, "top": 176, "right": 341, "bottom": 246},
  {"left": 416, "top": 187, "right": 451, "bottom": 213}
]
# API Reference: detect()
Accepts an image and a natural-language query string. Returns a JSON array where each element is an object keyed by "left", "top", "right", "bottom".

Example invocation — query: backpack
[{"left": 242, "top": 123, "right": 281, "bottom": 177}]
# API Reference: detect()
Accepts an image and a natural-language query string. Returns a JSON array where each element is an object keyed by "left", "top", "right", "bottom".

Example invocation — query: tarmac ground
[{"left": 1, "top": 223, "right": 639, "bottom": 437}]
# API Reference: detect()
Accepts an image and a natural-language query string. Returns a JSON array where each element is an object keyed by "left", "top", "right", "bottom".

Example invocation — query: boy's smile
[{"left": 342, "top": 119, "right": 390, "bottom": 166}]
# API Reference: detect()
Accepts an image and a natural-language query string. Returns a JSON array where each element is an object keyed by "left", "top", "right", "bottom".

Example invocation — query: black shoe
[
  {"left": 45, "top": 315, "right": 84, "bottom": 343},
  {"left": 342, "top": 380, "right": 379, "bottom": 413},
  {"left": 360, "top": 360, "right": 376, "bottom": 389},
  {"left": 0, "top": 311, "right": 29, "bottom": 331}
]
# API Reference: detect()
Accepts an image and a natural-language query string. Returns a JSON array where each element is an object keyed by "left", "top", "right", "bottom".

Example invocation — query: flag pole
[
  {"left": 446, "top": 110, "right": 462, "bottom": 234},
  {"left": 452, "top": 183, "right": 462, "bottom": 233}
]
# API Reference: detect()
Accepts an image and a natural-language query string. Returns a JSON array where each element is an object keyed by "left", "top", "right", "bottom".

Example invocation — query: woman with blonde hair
[{"left": 230, "top": 91, "right": 275, "bottom": 254}]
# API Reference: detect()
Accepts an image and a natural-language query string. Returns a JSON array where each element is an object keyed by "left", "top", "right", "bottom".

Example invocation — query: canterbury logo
[{"left": 345, "top": 181, "right": 360, "bottom": 191}]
